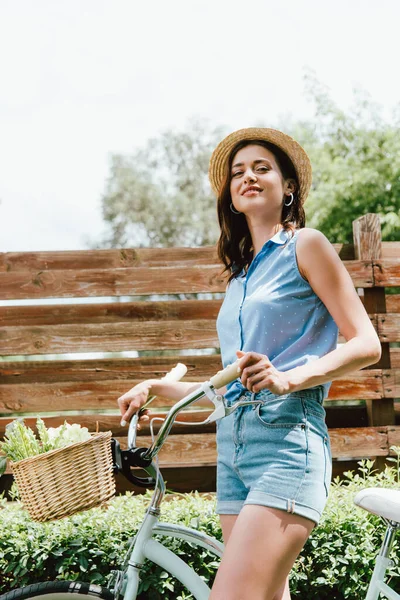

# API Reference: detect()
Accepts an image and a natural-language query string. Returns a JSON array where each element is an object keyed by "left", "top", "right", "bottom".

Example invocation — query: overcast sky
[{"left": 1, "top": 0, "right": 399, "bottom": 252}]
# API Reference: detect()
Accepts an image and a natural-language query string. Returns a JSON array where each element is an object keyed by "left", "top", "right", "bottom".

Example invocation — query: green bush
[{"left": 1, "top": 458, "right": 400, "bottom": 599}]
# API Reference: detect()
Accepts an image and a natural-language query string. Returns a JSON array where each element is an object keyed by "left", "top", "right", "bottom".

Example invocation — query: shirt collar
[{"left": 269, "top": 228, "right": 290, "bottom": 245}]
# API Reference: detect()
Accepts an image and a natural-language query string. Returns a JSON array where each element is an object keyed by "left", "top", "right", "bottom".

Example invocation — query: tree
[
  {"left": 98, "top": 77, "right": 400, "bottom": 248},
  {"left": 99, "top": 119, "right": 227, "bottom": 248},
  {"left": 287, "top": 73, "right": 400, "bottom": 242}
]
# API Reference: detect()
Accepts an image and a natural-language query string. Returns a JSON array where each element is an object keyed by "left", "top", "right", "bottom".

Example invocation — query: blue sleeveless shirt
[{"left": 216, "top": 228, "right": 338, "bottom": 401}]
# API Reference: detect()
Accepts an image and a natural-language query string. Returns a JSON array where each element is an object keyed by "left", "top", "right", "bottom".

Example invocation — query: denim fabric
[
  {"left": 216, "top": 228, "right": 339, "bottom": 402},
  {"left": 216, "top": 386, "right": 332, "bottom": 524}
]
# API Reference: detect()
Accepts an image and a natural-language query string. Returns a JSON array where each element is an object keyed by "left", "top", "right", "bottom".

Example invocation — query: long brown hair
[{"left": 216, "top": 140, "right": 305, "bottom": 280}]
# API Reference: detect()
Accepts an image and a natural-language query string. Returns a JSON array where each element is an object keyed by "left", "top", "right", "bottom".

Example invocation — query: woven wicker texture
[
  {"left": 208, "top": 127, "right": 312, "bottom": 204},
  {"left": 11, "top": 431, "right": 115, "bottom": 522}
]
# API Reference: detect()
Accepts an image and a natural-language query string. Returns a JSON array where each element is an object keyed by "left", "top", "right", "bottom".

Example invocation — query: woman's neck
[{"left": 248, "top": 221, "right": 283, "bottom": 257}]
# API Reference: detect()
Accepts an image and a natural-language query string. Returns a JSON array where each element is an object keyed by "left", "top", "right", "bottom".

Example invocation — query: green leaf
[{"left": 0, "top": 456, "right": 7, "bottom": 476}]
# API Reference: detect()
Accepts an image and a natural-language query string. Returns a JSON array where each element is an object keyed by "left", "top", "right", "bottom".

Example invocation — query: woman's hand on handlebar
[
  {"left": 236, "top": 350, "right": 291, "bottom": 396},
  {"left": 118, "top": 381, "right": 153, "bottom": 428}
]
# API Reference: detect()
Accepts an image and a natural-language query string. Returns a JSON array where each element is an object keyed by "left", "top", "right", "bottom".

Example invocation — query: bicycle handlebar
[
  {"left": 115, "top": 360, "right": 242, "bottom": 490},
  {"left": 209, "top": 360, "right": 241, "bottom": 389},
  {"left": 113, "top": 359, "right": 245, "bottom": 509},
  {"left": 140, "top": 359, "right": 241, "bottom": 462}
]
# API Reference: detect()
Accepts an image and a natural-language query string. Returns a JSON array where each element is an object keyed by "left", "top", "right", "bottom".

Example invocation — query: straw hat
[{"left": 208, "top": 127, "right": 312, "bottom": 204}]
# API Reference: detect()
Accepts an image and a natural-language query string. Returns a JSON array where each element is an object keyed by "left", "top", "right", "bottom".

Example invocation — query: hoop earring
[
  {"left": 284, "top": 193, "right": 294, "bottom": 207},
  {"left": 230, "top": 203, "right": 241, "bottom": 215}
]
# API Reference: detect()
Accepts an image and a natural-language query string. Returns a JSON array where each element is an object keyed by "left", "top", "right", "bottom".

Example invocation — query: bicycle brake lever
[
  {"left": 224, "top": 400, "right": 263, "bottom": 415},
  {"left": 204, "top": 395, "right": 226, "bottom": 423},
  {"left": 205, "top": 397, "right": 263, "bottom": 423}
]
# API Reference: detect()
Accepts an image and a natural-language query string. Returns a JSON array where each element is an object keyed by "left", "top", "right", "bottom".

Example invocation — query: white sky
[{"left": 0, "top": 0, "right": 399, "bottom": 252}]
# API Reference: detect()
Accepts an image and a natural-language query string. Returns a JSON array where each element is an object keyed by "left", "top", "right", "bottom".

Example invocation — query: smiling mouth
[{"left": 242, "top": 187, "right": 262, "bottom": 195}]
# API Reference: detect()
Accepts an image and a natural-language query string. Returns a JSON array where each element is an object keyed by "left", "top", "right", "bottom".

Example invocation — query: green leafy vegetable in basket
[{"left": 0, "top": 418, "right": 91, "bottom": 475}]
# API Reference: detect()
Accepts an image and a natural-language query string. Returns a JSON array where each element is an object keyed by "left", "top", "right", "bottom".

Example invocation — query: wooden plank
[
  {"left": 330, "top": 427, "right": 390, "bottom": 459},
  {"left": 0, "top": 299, "right": 222, "bottom": 327},
  {"left": 327, "top": 370, "right": 383, "bottom": 400},
  {"left": 1, "top": 312, "right": 389, "bottom": 356},
  {"left": 386, "top": 295, "right": 400, "bottom": 313},
  {"left": 0, "top": 380, "right": 215, "bottom": 413},
  {"left": 0, "top": 248, "right": 219, "bottom": 272},
  {"left": 388, "top": 426, "right": 400, "bottom": 449},
  {"left": 4, "top": 312, "right": 390, "bottom": 355},
  {"left": 0, "top": 245, "right": 359, "bottom": 272},
  {"left": 0, "top": 320, "right": 219, "bottom": 355},
  {"left": 105, "top": 426, "right": 400, "bottom": 464},
  {"left": 0, "top": 244, "right": 395, "bottom": 282},
  {"left": 0, "top": 261, "right": 373, "bottom": 300},
  {"left": 353, "top": 214, "right": 382, "bottom": 261},
  {"left": 391, "top": 348, "right": 400, "bottom": 369},
  {"left": 0, "top": 370, "right": 387, "bottom": 413},
  {"left": 377, "top": 313, "right": 400, "bottom": 342},
  {"left": 382, "top": 369, "right": 400, "bottom": 398},
  {"left": 117, "top": 433, "right": 217, "bottom": 468},
  {"left": 0, "top": 265, "right": 228, "bottom": 300},
  {"left": 373, "top": 259, "right": 400, "bottom": 287},
  {"left": 0, "top": 355, "right": 223, "bottom": 384},
  {"left": 381, "top": 242, "right": 400, "bottom": 259}
]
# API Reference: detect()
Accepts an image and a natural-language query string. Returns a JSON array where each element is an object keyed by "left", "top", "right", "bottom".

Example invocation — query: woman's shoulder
[
  {"left": 295, "top": 227, "right": 328, "bottom": 244},
  {"left": 295, "top": 227, "right": 335, "bottom": 254},
  {"left": 295, "top": 228, "right": 342, "bottom": 279}
]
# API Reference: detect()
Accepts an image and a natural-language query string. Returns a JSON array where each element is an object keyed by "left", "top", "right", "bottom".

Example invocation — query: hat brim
[{"left": 208, "top": 127, "right": 312, "bottom": 204}]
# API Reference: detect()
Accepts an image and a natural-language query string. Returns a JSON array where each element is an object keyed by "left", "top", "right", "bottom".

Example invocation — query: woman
[{"left": 118, "top": 128, "right": 381, "bottom": 600}]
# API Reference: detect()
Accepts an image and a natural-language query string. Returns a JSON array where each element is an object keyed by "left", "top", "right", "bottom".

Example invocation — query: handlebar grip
[
  {"left": 162, "top": 362, "right": 187, "bottom": 381},
  {"left": 121, "top": 363, "right": 188, "bottom": 427},
  {"left": 209, "top": 360, "right": 241, "bottom": 389},
  {"left": 143, "top": 362, "right": 188, "bottom": 407}
]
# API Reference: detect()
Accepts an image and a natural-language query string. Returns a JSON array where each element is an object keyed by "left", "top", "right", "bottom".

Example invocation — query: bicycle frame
[
  {"left": 122, "top": 512, "right": 223, "bottom": 600},
  {"left": 364, "top": 521, "right": 400, "bottom": 600},
  {"left": 114, "top": 453, "right": 224, "bottom": 599}
]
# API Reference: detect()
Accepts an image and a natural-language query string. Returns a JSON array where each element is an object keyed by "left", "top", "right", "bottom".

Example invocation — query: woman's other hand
[
  {"left": 236, "top": 350, "right": 290, "bottom": 396},
  {"left": 117, "top": 380, "right": 153, "bottom": 427}
]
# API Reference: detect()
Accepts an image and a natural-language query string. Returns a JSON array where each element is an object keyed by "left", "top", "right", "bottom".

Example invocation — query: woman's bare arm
[{"left": 286, "top": 228, "right": 381, "bottom": 391}]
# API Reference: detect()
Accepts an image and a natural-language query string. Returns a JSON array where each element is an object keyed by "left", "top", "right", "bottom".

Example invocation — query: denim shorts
[{"left": 216, "top": 386, "right": 332, "bottom": 525}]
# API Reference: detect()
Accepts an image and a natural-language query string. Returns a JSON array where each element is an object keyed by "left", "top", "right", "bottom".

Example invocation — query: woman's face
[{"left": 229, "top": 144, "right": 292, "bottom": 220}]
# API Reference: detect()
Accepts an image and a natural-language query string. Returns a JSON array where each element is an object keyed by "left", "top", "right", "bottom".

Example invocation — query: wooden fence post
[{"left": 353, "top": 213, "right": 395, "bottom": 427}]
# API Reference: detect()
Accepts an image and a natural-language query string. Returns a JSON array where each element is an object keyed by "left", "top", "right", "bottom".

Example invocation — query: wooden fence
[{"left": 0, "top": 213, "right": 399, "bottom": 493}]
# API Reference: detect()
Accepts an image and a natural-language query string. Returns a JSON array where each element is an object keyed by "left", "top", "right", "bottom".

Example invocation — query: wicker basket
[{"left": 10, "top": 431, "right": 116, "bottom": 522}]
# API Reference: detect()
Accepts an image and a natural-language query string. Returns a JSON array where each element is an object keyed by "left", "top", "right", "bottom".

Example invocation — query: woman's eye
[
  {"left": 231, "top": 171, "right": 243, "bottom": 178},
  {"left": 256, "top": 166, "right": 268, "bottom": 172}
]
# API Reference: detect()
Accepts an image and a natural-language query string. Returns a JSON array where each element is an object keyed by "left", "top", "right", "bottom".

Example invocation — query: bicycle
[
  {"left": 2, "top": 362, "right": 399, "bottom": 600},
  {"left": 0, "top": 360, "right": 256, "bottom": 600},
  {"left": 354, "top": 487, "right": 400, "bottom": 600}
]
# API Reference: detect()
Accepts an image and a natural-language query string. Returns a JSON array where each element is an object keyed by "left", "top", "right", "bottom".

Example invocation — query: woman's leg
[
  {"left": 210, "top": 505, "right": 314, "bottom": 600},
  {"left": 219, "top": 514, "right": 291, "bottom": 600}
]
